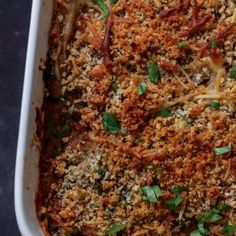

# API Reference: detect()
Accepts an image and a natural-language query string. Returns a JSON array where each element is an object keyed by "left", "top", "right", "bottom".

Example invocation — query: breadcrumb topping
[{"left": 37, "top": 0, "right": 236, "bottom": 235}]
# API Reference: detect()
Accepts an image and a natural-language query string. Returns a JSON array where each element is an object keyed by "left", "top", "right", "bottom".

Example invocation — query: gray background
[{"left": 0, "top": 1, "right": 32, "bottom": 235}]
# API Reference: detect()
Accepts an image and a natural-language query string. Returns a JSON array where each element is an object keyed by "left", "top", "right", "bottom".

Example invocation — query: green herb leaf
[
  {"left": 167, "top": 186, "right": 188, "bottom": 210},
  {"left": 209, "top": 101, "right": 220, "bottom": 109},
  {"left": 112, "top": 83, "right": 118, "bottom": 93},
  {"left": 153, "top": 185, "right": 162, "bottom": 198},
  {"left": 168, "top": 193, "right": 182, "bottom": 210},
  {"left": 177, "top": 40, "right": 188, "bottom": 49},
  {"left": 139, "top": 185, "right": 162, "bottom": 203},
  {"left": 144, "top": 186, "right": 159, "bottom": 203},
  {"left": 147, "top": 61, "right": 161, "bottom": 84},
  {"left": 76, "top": 102, "right": 87, "bottom": 109},
  {"left": 71, "top": 228, "right": 80, "bottom": 234},
  {"left": 150, "top": 164, "right": 163, "bottom": 174},
  {"left": 134, "top": 138, "right": 144, "bottom": 145},
  {"left": 215, "top": 144, "right": 232, "bottom": 156},
  {"left": 172, "top": 186, "right": 189, "bottom": 195},
  {"left": 190, "top": 231, "right": 202, "bottom": 236},
  {"left": 102, "top": 112, "right": 121, "bottom": 134},
  {"left": 54, "top": 124, "right": 71, "bottom": 138},
  {"left": 195, "top": 205, "right": 230, "bottom": 234},
  {"left": 138, "top": 82, "right": 148, "bottom": 95},
  {"left": 217, "top": 204, "right": 230, "bottom": 212},
  {"left": 106, "top": 224, "right": 125, "bottom": 236},
  {"left": 197, "top": 221, "right": 208, "bottom": 235},
  {"left": 229, "top": 64, "right": 236, "bottom": 79},
  {"left": 96, "top": 0, "right": 110, "bottom": 20},
  {"left": 53, "top": 149, "right": 61, "bottom": 157},
  {"left": 222, "top": 224, "right": 236, "bottom": 236},
  {"left": 109, "top": 0, "right": 118, "bottom": 3},
  {"left": 211, "top": 40, "right": 218, "bottom": 49},
  {"left": 205, "top": 211, "right": 222, "bottom": 223},
  {"left": 160, "top": 106, "right": 171, "bottom": 117},
  {"left": 156, "top": 167, "right": 163, "bottom": 174}
]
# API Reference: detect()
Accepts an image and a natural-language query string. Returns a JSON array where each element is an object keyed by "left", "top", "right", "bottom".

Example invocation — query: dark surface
[{"left": 0, "top": 1, "right": 32, "bottom": 235}]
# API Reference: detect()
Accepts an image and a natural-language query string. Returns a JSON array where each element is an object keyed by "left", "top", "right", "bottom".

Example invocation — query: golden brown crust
[{"left": 37, "top": 0, "right": 236, "bottom": 235}]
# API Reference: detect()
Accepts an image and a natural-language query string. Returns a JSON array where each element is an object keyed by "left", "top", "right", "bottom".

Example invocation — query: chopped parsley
[
  {"left": 160, "top": 106, "right": 171, "bottom": 117},
  {"left": 139, "top": 185, "right": 162, "bottom": 203},
  {"left": 177, "top": 40, "right": 188, "bottom": 49},
  {"left": 229, "top": 64, "right": 236, "bottom": 79},
  {"left": 222, "top": 224, "right": 236, "bottom": 236},
  {"left": 167, "top": 186, "right": 188, "bottom": 210},
  {"left": 138, "top": 82, "right": 148, "bottom": 95},
  {"left": 211, "top": 40, "right": 218, "bottom": 48},
  {"left": 209, "top": 101, "right": 220, "bottom": 109},
  {"left": 96, "top": 0, "right": 110, "bottom": 20},
  {"left": 147, "top": 61, "right": 161, "bottom": 84},
  {"left": 214, "top": 143, "right": 232, "bottom": 156},
  {"left": 102, "top": 112, "right": 121, "bottom": 134},
  {"left": 106, "top": 224, "right": 125, "bottom": 236}
]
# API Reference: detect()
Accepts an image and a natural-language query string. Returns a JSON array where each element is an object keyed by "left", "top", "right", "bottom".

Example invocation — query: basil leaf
[
  {"left": 195, "top": 204, "right": 230, "bottom": 234},
  {"left": 211, "top": 40, "right": 218, "bottom": 48},
  {"left": 143, "top": 186, "right": 158, "bottom": 203},
  {"left": 106, "top": 224, "right": 125, "bottom": 236},
  {"left": 139, "top": 188, "right": 148, "bottom": 201},
  {"left": 134, "top": 138, "right": 144, "bottom": 145},
  {"left": 54, "top": 124, "right": 71, "bottom": 138},
  {"left": 109, "top": 0, "right": 118, "bottom": 3},
  {"left": 222, "top": 224, "right": 236, "bottom": 236},
  {"left": 152, "top": 185, "right": 162, "bottom": 198},
  {"left": 139, "top": 185, "right": 162, "bottom": 203},
  {"left": 96, "top": 0, "right": 110, "bottom": 20},
  {"left": 155, "top": 167, "right": 163, "bottom": 174},
  {"left": 53, "top": 149, "right": 61, "bottom": 157},
  {"left": 172, "top": 186, "right": 189, "bottom": 194},
  {"left": 112, "top": 83, "right": 117, "bottom": 93},
  {"left": 138, "top": 82, "right": 148, "bottom": 95},
  {"left": 150, "top": 164, "right": 163, "bottom": 174},
  {"left": 198, "top": 221, "right": 208, "bottom": 235},
  {"left": 147, "top": 61, "right": 161, "bottom": 84},
  {"left": 71, "top": 228, "right": 80, "bottom": 234},
  {"left": 177, "top": 40, "right": 188, "bottom": 49},
  {"left": 229, "top": 64, "right": 236, "bottom": 79},
  {"left": 168, "top": 193, "right": 182, "bottom": 210},
  {"left": 215, "top": 144, "right": 232, "bottom": 156},
  {"left": 160, "top": 106, "right": 171, "bottom": 117},
  {"left": 77, "top": 102, "right": 87, "bottom": 109},
  {"left": 168, "top": 186, "right": 188, "bottom": 210},
  {"left": 102, "top": 112, "right": 121, "bottom": 134},
  {"left": 190, "top": 231, "right": 202, "bottom": 236},
  {"left": 217, "top": 204, "right": 230, "bottom": 212},
  {"left": 209, "top": 101, "right": 220, "bottom": 109},
  {"left": 206, "top": 212, "right": 222, "bottom": 223}
]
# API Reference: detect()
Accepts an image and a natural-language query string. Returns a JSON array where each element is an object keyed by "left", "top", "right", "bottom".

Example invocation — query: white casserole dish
[{"left": 15, "top": 1, "right": 53, "bottom": 235}]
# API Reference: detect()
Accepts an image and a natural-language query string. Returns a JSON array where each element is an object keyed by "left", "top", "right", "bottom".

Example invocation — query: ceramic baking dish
[{"left": 15, "top": 1, "right": 53, "bottom": 235}]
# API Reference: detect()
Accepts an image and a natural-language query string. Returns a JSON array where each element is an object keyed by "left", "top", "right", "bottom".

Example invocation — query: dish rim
[{"left": 14, "top": 1, "right": 42, "bottom": 235}]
